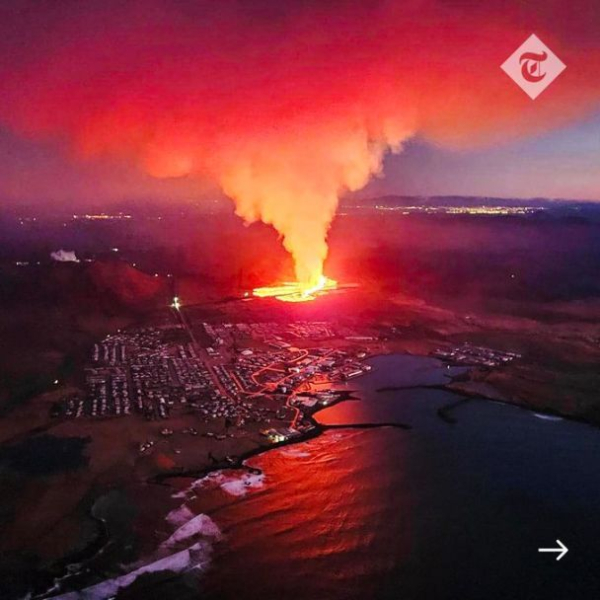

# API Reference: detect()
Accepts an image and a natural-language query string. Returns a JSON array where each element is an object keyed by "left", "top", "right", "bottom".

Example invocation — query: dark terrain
[
  {"left": 0, "top": 195, "right": 599, "bottom": 598},
  {"left": 1, "top": 196, "right": 599, "bottom": 416}
]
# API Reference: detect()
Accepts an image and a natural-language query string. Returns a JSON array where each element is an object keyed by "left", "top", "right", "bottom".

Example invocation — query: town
[
  {"left": 433, "top": 343, "right": 521, "bottom": 367},
  {"left": 51, "top": 316, "right": 373, "bottom": 448}
]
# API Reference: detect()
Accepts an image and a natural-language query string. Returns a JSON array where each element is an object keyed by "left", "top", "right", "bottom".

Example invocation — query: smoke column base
[{"left": 253, "top": 276, "right": 337, "bottom": 302}]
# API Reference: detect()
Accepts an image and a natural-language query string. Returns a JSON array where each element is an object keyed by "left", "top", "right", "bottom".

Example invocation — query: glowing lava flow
[{"left": 253, "top": 276, "right": 337, "bottom": 302}]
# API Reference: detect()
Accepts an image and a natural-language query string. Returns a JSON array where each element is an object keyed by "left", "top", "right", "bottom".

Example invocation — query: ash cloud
[{"left": 1, "top": 0, "right": 599, "bottom": 285}]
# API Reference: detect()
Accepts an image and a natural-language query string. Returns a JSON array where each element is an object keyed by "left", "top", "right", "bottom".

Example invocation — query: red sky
[{"left": 0, "top": 0, "right": 599, "bottom": 206}]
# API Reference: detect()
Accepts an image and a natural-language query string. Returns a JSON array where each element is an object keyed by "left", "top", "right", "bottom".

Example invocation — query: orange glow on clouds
[{"left": 1, "top": 1, "right": 599, "bottom": 287}]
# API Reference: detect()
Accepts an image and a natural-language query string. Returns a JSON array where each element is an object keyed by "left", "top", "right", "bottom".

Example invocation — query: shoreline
[
  {"left": 34, "top": 390, "right": 361, "bottom": 598},
  {"left": 33, "top": 354, "right": 596, "bottom": 598},
  {"left": 376, "top": 374, "right": 598, "bottom": 429},
  {"left": 149, "top": 388, "right": 402, "bottom": 486},
  {"left": 38, "top": 381, "right": 416, "bottom": 599}
]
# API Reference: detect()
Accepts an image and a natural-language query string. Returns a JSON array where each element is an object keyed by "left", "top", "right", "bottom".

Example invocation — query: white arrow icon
[{"left": 538, "top": 539, "right": 568, "bottom": 561}]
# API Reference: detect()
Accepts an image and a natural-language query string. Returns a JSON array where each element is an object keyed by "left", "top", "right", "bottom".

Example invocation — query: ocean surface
[
  {"left": 83, "top": 353, "right": 600, "bottom": 600},
  {"left": 186, "top": 354, "right": 600, "bottom": 600}
]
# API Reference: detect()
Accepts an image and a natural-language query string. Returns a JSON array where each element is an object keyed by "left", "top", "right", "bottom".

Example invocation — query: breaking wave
[
  {"left": 174, "top": 469, "right": 266, "bottom": 499},
  {"left": 47, "top": 505, "right": 221, "bottom": 599}
]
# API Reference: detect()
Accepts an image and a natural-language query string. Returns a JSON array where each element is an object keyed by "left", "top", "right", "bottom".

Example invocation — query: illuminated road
[
  {"left": 248, "top": 349, "right": 335, "bottom": 403},
  {"left": 170, "top": 306, "right": 338, "bottom": 414}
]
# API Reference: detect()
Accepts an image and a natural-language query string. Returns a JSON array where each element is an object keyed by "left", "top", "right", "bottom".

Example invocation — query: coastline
[
  {"left": 38, "top": 380, "right": 415, "bottom": 599},
  {"left": 376, "top": 367, "right": 599, "bottom": 429},
  {"left": 150, "top": 388, "right": 410, "bottom": 486},
  {"left": 32, "top": 352, "right": 597, "bottom": 598},
  {"left": 32, "top": 390, "right": 357, "bottom": 598}
]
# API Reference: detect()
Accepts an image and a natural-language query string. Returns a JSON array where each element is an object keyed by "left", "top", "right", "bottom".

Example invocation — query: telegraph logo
[
  {"left": 520, "top": 51, "right": 547, "bottom": 83},
  {"left": 501, "top": 34, "right": 566, "bottom": 99}
]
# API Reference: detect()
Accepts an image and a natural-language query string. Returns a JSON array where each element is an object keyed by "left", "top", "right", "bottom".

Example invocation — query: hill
[{"left": 0, "top": 260, "right": 169, "bottom": 413}]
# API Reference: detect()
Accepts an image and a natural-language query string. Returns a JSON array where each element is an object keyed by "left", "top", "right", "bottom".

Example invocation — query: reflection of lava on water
[{"left": 253, "top": 275, "right": 337, "bottom": 302}]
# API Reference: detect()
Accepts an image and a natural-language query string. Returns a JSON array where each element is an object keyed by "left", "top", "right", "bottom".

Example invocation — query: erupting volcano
[
  {"left": 1, "top": 0, "right": 599, "bottom": 299},
  {"left": 253, "top": 275, "right": 338, "bottom": 303}
]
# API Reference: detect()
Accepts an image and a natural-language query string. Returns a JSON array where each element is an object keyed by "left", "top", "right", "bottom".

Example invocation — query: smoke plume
[
  {"left": 51, "top": 249, "right": 80, "bottom": 263},
  {"left": 1, "top": 0, "right": 599, "bottom": 286}
]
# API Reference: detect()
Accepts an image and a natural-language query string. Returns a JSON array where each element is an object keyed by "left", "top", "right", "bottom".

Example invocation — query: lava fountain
[
  {"left": 253, "top": 275, "right": 337, "bottom": 302},
  {"left": 4, "top": 1, "right": 592, "bottom": 310}
]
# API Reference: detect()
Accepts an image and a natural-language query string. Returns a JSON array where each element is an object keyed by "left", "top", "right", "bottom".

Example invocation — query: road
[{"left": 171, "top": 306, "right": 232, "bottom": 399}]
